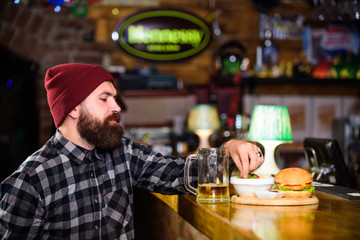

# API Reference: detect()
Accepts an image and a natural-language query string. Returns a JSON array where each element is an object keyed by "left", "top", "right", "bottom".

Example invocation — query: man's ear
[{"left": 68, "top": 105, "right": 81, "bottom": 119}]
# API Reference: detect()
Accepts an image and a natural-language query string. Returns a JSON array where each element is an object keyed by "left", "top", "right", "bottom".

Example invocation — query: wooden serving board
[{"left": 231, "top": 195, "right": 319, "bottom": 206}]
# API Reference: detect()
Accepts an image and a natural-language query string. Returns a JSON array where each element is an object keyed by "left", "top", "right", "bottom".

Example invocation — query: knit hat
[{"left": 45, "top": 63, "right": 114, "bottom": 128}]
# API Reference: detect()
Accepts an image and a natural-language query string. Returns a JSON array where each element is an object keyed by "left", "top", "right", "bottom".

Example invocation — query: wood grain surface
[{"left": 231, "top": 194, "right": 319, "bottom": 206}]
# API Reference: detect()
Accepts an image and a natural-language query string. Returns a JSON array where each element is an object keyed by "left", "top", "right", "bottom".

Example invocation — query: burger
[{"left": 274, "top": 168, "right": 315, "bottom": 198}]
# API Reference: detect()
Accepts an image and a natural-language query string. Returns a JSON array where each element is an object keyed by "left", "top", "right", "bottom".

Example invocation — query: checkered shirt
[{"left": 0, "top": 130, "right": 190, "bottom": 239}]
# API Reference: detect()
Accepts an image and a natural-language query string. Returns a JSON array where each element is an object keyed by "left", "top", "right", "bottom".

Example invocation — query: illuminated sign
[{"left": 113, "top": 9, "right": 211, "bottom": 61}]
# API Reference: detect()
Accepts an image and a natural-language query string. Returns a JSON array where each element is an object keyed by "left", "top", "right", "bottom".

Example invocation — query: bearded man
[{"left": 0, "top": 63, "right": 263, "bottom": 239}]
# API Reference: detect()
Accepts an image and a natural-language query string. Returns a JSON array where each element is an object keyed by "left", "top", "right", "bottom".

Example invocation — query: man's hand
[{"left": 224, "top": 139, "right": 264, "bottom": 178}]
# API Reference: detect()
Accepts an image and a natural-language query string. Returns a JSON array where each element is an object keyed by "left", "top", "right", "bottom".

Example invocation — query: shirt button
[
  {"left": 94, "top": 199, "right": 98, "bottom": 203},
  {"left": 95, "top": 225, "right": 99, "bottom": 229},
  {"left": 90, "top": 172, "right": 94, "bottom": 178}
]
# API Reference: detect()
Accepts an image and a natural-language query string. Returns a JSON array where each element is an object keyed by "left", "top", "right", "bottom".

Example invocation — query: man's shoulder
[
  {"left": 121, "top": 136, "right": 154, "bottom": 148},
  {"left": 0, "top": 138, "right": 59, "bottom": 192},
  {"left": 119, "top": 136, "right": 138, "bottom": 152},
  {"left": 13, "top": 137, "right": 60, "bottom": 177},
  {"left": 119, "top": 136, "right": 153, "bottom": 154},
  {"left": 121, "top": 136, "right": 132, "bottom": 146}
]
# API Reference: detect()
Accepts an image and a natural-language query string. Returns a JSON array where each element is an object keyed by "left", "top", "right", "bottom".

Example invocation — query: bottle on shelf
[
  {"left": 254, "top": 46, "right": 267, "bottom": 78},
  {"left": 262, "top": 29, "right": 279, "bottom": 78}
]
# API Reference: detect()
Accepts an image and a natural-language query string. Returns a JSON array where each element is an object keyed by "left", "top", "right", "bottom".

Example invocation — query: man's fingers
[{"left": 239, "top": 151, "right": 250, "bottom": 178}]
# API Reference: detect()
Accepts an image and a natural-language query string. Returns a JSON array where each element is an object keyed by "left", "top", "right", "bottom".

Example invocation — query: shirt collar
[{"left": 53, "top": 130, "right": 104, "bottom": 165}]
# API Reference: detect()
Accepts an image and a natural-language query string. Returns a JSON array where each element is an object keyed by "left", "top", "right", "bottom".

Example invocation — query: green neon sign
[{"left": 113, "top": 9, "right": 212, "bottom": 61}]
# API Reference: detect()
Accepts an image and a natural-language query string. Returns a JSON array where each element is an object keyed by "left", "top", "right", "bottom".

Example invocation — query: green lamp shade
[
  {"left": 187, "top": 104, "right": 220, "bottom": 131},
  {"left": 248, "top": 105, "right": 293, "bottom": 142}
]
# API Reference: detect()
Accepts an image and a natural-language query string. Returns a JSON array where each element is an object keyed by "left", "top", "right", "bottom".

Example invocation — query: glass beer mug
[{"left": 184, "top": 147, "right": 230, "bottom": 203}]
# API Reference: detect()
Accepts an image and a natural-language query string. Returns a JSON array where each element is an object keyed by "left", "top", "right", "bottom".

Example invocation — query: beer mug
[{"left": 184, "top": 147, "right": 230, "bottom": 203}]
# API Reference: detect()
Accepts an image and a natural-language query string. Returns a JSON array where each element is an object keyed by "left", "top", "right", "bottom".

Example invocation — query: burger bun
[
  {"left": 283, "top": 190, "right": 312, "bottom": 198},
  {"left": 274, "top": 168, "right": 313, "bottom": 185}
]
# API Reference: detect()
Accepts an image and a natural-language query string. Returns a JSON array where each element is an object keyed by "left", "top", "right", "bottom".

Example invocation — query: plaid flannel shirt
[{"left": 0, "top": 130, "right": 191, "bottom": 239}]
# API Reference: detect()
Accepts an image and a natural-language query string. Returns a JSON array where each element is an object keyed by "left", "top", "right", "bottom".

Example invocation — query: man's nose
[{"left": 111, "top": 99, "right": 121, "bottom": 113}]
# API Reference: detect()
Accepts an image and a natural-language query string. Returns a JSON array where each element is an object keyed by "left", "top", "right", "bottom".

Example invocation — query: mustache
[{"left": 105, "top": 113, "right": 121, "bottom": 123}]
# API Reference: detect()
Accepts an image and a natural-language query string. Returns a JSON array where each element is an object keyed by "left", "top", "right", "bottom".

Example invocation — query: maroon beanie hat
[{"left": 45, "top": 63, "right": 114, "bottom": 128}]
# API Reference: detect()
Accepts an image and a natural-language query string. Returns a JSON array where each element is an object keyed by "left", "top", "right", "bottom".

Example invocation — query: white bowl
[
  {"left": 230, "top": 176, "right": 275, "bottom": 198},
  {"left": 255, "top": 190, "right": 284, "bottom": 199}
]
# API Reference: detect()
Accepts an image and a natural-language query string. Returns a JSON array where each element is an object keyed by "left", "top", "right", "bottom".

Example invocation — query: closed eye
[{"left": 99, "top": 91, "right": 114, "bottom": 102}]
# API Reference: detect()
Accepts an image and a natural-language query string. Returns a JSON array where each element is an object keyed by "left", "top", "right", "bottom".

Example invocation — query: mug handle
[{"left": 184, "top": 154, "right": 197, "bottom": 195}]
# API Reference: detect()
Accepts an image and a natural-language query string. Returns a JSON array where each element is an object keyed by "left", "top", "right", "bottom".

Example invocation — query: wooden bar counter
[{"left": 134, "top": 187, "right": 360, "bottom": 239}]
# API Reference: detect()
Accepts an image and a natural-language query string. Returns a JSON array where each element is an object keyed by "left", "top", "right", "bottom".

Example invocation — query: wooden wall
[{"left": 88, "top": 0, "right": 311, "bottom": 86}]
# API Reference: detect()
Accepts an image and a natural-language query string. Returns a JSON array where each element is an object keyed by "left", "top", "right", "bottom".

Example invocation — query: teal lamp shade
[
  {"left": 188, "top": 104, "right": 220, "bottom": 149},
  {"left": 248, "top": 105, "right": 293, "bottom": 142},
  {"left": 248, "top": 105, "right": 293, "bottom": 177}
]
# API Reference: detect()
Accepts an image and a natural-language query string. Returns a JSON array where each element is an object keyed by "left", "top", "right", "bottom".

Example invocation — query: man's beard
[{"left": 77, "top": 108, "right": 124, "bottom": 151}]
